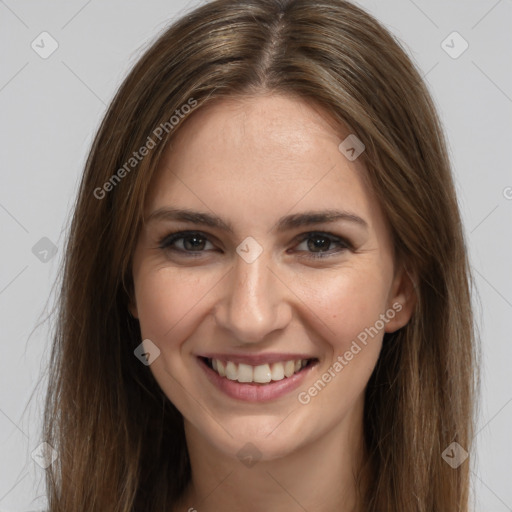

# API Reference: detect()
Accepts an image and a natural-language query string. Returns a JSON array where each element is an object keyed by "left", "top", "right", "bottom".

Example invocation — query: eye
[
  {"left": 293, "top": 232, "right": 352, "bottom": 259},
  {"left": 157, "top": 230, "right": 352, "bottom": 260},
  {"left": 158, "top": 231, "right": 216, "bottom": 256}
]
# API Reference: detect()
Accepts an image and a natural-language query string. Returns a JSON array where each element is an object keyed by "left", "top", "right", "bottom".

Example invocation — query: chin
[{"left": 190, "top": 411, "right": 318, "bottom": 463}]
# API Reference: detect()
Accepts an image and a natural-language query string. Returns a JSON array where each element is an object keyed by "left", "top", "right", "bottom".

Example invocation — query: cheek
[
  {"left": 134, "top": 268, "right": 215, "bottom": 342},
  {"left": 298, "top": 264, "right": 392, "bottom": 349},
  {"left": 132, "top": 269, "right": 216, "bottom": 408},
  {"left": 294, "top": 270, "right": 390, "bottom": 412}
]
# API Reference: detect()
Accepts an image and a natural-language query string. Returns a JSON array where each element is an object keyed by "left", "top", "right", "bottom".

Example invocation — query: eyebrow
[{"left": 145, "top": 207, "right": 368, "bottom": 233}]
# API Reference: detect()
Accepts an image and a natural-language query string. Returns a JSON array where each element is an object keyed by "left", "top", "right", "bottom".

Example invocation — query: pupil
[
  {"left": 308, "top": 236, "right": 330, "bottom": 252},
  {"left": 184, "top": 236, "right": 205, "bottom": 251}
]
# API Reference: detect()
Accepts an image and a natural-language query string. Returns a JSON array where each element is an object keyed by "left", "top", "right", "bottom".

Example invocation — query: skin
[{"left": 130, "top": 93, "right": 416, "bottom": 512}]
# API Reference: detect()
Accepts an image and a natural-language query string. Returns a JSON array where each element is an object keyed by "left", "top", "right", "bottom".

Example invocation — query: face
[{"left": 130, "top": 93, "right": 414, "bottom": 461}]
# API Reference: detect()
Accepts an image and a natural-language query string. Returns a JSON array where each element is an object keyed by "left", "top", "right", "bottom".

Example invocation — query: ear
[{"left": 384, "top": 263, "right": 417, "bottom": 333}]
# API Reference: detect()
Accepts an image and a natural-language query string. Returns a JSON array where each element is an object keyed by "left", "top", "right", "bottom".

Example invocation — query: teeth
[
  {"left": 208, "top": 358, "right": 311, "bottom": 384},
  {"left": 237, "top": 363, "right": 253, "bottom": 383},
  {"left": 270, "top": 361, "right": 285, "bottom": 381},
  {"left": 226, "top": 361, "right": 238, "bottom": 380},
  {"left": 284, "top": 360, "right": 295, "bottom": 378},
  {"left": 253, "top": 364, "right": 272, "bottom": 383},
  {"left": 217, "top": 360, "right": 226, "bottom": 377}
]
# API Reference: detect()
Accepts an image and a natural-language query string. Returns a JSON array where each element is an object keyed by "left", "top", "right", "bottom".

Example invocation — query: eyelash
[{"left": 157, "top": 230, "right": 353, "bottom": 260}]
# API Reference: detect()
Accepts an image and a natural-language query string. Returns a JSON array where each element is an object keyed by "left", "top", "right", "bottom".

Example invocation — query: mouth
[
  {"left": 196, "top": 355, "right": 319, "bottom": 402},
  {"left": 199, "top": 356, "right": 318, "bottom": 384}
]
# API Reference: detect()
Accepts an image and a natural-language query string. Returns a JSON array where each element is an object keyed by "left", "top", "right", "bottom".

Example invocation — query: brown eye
[
  {"left": 294, "top": 232, "right": 352, "bottom": 259},
  {"left": 307, "top": 235, "right": 332, "bottom": 252},
  {"left": 158, "top": 231, "right": 215, "bottom": 254}
]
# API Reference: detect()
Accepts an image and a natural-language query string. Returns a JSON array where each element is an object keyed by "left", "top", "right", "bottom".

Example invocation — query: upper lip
[{"left": 197, "top": 353, "right": 318, "bottom": 365}]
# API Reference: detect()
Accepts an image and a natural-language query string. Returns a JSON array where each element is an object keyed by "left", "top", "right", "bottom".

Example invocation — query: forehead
[
  {"left": 163, "top": 93, "right": 348, "bottom": 174},
  {"left": 145, "top": 93, "right": 379, "bottom": 230}
]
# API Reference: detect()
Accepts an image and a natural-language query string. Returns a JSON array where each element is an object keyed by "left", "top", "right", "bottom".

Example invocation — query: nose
[{"left": 213, "top": 249, "right": 293, "bottom": 345}]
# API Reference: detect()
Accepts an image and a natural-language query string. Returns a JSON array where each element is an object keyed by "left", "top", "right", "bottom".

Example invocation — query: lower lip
[{"left": 197, "top": 357, "right": 318, "bottom": 402}]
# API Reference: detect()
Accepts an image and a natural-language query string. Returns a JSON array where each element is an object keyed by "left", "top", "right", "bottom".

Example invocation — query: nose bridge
[{"left": 215, "top": 248, "right": 290, "bottom": 344}]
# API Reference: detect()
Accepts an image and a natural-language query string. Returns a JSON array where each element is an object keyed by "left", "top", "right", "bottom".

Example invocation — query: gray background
[{"left": 0, "top": 0, "right": 511, "bottom": 510}]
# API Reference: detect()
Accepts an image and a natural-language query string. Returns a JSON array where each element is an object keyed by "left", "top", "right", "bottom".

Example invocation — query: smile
[
  {"left": 205, "top": 357, "right": 314, "bottom": 383},
  {"left": 197, "top": 356, "right": 319, "bottom": 402}
]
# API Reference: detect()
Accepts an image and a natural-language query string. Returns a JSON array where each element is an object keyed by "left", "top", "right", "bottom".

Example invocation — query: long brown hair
[{"left": 43, "top": 0, "right": 479, "bottom": 510}]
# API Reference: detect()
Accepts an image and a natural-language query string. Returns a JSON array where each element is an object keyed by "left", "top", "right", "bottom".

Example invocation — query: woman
[{"left": 43, "top": 0, "right": 479, "bottom": 510}]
